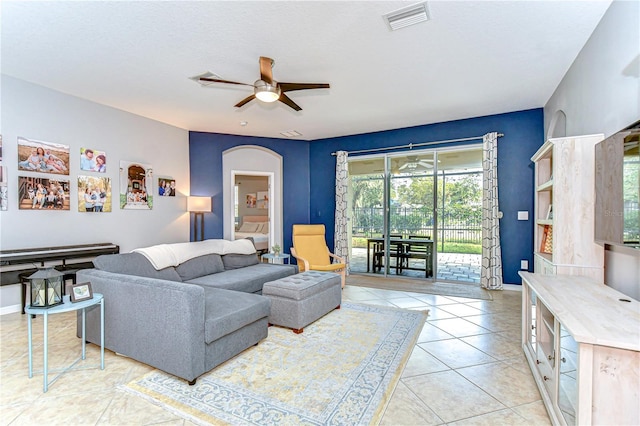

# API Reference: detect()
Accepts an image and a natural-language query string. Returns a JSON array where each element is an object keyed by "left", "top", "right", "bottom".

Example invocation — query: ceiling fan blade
[
  {"left": 199, "top": 77, "right": 253, "bottom": 87},
  {"left": 278, "top": 93, "right": 302, "bottom": 111},
  {"left": 278, "top": 82, "right": 330, "bottom": 93},
  {"left": 234, "top": 94, "right": 256, "bottom": 108},
  {"left": 259, "top": 57, "right": 274, "bottom": 85}
]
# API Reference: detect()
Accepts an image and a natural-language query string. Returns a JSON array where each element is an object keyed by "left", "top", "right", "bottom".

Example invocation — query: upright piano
[{"left": 0, "top": 243, "right": 120, "bottom": 285}]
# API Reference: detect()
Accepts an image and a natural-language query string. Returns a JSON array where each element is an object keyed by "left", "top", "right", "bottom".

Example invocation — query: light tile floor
[{"left": 0, "top": 285, "right": 551, "bottom": 425}]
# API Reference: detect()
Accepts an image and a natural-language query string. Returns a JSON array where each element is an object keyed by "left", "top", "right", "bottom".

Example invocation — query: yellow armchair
[{"left": 290, "top": 224, "right": 346, "bottom": 288}]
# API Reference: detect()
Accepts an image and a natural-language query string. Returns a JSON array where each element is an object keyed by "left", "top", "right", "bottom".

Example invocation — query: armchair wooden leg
[{"left": 340, "top": 268, "right": 346, "bottom": 288}]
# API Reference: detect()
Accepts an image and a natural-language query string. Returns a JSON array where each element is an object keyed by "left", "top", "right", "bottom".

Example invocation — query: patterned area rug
[
  {"left": 347, "top": 274, "right": 493, "bottom": 300},
  {"left": 122, "top": 302, "right": 428, "bottom": 426}
]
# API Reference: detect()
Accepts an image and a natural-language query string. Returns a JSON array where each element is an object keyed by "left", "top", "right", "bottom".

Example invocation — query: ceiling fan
[
  {"left": 197, "top": 56, "right": 330, "bottom": 111},
  {"left": 398, "top": 155, "right": 434, "bottom": 171}
]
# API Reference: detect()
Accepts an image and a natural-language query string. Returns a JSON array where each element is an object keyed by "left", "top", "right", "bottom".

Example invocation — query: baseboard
[
  {"left": 503, "top": 283, "right": 522, "bottom": 292},
  {"left": 0, "top": 304, "right": 22, "bottom": 315}
]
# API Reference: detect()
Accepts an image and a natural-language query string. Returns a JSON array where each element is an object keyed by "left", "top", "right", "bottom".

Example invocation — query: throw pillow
[
  {"left": 175, "top": 254, "right": 224, "bottom": 281},
  {"left": 238, "top": 222, "right": 260, "bottom": 233},
  {"left": 93, "top": 253, "right": 182, "bottom": 282},
  {"left": 222, "top": 253, "right": 259, "bottom": 270}
]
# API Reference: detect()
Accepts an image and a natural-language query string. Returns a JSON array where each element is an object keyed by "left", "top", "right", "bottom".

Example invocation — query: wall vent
[{"left": 383, "top": 2, "right": 430, "bottom": 31}]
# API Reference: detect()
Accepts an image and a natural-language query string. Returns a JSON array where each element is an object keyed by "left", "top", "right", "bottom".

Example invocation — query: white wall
[
  {"left": 0, "top": 76, "right": 190, "bottom": 311},
  {"left": 544, "top": 1, "right": 639, "bottom": 138},
  {"left": 543, "top": 0, "right": 640, "bottom": 299}
]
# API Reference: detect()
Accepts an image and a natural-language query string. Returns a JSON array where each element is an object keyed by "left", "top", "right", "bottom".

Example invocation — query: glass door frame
[{"left": 382, "top": 151, "right": 438, "bottom": 277}]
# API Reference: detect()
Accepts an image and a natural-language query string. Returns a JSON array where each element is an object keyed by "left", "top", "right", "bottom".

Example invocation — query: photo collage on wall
[{"left": 10, "top": 135, "right": 175, "bottom": 213}]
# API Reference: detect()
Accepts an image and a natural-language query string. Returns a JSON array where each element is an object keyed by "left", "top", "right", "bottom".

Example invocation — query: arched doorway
[{"left": 222, "top": 146, "right": 283, "bottom": 252}]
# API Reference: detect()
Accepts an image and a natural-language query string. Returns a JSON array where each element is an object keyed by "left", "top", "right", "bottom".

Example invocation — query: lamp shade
[{"left": 187, "top": 196, "right": 212, "bottom": 212}]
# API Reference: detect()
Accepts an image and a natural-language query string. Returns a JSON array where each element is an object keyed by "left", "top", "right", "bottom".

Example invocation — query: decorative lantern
[{"left": 28, "top": 267, "right": 64, "bottom": 309}]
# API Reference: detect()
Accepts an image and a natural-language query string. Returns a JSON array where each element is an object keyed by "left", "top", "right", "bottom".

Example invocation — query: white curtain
[
  {"left": 334, "top": 151, "right": 349, "bottom": 271},
  {"left": 481, "top": 132, "right": 504, "bottom": 290}
]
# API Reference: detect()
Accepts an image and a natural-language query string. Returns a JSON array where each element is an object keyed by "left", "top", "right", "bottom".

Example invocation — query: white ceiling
[{"left": 1, "top": 1, "right": 612, "bottom": 141}]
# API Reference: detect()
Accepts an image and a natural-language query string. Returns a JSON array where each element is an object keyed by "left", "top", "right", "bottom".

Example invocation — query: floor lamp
[{"left": 187, "top": 196, "right": 212, "bottom": 242}]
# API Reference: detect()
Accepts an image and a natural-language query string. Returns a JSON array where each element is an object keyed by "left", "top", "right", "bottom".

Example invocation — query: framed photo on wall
[
  {"left": 18, "top": 176, "right": 70, "bottom": 210},
  {"left": 246, "top": 193, "right": 256, "bottom": 208},
  {"left": 158, "top": 177, "right": 176, "bottom": 196},
  {"left": 120, "top": 160, "right": 153, "bottom": 210},
  {"left": 18, "top": 136, "right": 69, "bottom": 175},
  {"left": 0, "top": 165, "right": 7, "bottom": 211},
  {"left": 257, "top": 191, "right": 269, "bottom": 209},
  {"left": 78, "top": 175, "right": 112, "bottom": 212},
  {"left": 80, "top": 147, "right": 107, "bottom": 173}
]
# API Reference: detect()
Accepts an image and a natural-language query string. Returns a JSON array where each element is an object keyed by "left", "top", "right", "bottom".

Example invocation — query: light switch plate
[
  {"left": 521, "top": 260, "right": 529, "bottom": 270},
  {"left": 517, "top": 211, "right": 529, "bottom": 221}
]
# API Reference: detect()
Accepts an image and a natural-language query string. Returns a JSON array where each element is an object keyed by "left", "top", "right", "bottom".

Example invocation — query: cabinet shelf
[{"left": 531, "top": 134, "right": 604, "bottom": 280}]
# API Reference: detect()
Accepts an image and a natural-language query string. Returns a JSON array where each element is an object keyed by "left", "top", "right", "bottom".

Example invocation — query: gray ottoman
[{"left": 262, "top": 271, "right": 342, "bottom": 334}]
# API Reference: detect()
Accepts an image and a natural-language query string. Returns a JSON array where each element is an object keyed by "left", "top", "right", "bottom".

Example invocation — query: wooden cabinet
[
  {"left": 520, "top": 272, "right": 640, "bottom": 425},
  {"left": 531, "top": 135, "right": 605, "bottom": 281}
]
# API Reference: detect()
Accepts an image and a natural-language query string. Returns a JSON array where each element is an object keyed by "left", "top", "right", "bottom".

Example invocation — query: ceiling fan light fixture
[{"left": 254, "top": 80, "right": 281, "bottom": 103}]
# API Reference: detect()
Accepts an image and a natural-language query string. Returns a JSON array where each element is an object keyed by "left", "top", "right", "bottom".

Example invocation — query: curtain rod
[{"left": 330, "top": 133, "right": 504, "bottom": 156}]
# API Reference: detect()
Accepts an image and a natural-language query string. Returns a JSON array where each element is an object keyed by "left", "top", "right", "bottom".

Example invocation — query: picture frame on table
[
  {"left": 546, "top": 204, "right": 553, "bottom": 220},
  {"left": 70, "top": 282, "right": 94, "bottom": 303}
]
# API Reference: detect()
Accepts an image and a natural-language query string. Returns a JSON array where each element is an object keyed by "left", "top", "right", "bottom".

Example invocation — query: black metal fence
[{"left": 352, "top": 206, "right": 482, "bottom": 245}]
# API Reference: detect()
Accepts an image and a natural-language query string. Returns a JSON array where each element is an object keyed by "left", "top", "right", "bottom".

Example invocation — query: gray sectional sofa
[{"left": 76, "top": 239, "right": 297, "bottom": 384}]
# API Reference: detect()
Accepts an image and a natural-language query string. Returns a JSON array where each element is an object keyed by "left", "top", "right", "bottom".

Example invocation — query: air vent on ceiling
[
  {"left": 383, "top": 2, "right": 430, "bottom": 31},
  {"left": 189, "top": 71, "right": 223, "bottom": 86},
  {"left": 280, "top": 130, "right": 302, "bottom": 138}
]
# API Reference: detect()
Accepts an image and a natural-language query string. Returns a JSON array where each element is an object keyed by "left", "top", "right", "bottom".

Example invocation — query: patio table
[{"left": 366, "top": 238, "right": 434, "bottom": 278}]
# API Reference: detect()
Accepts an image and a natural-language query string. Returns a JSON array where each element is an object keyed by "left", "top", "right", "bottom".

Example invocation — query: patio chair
[
  {"left": 373, "top": 234, "right": 406, "bottom": 274},
  {"left": 406, "top": 235, "right": 433, "bottom": 277},
  {"left": 291, "top": 224, "right": 346, "bottom": 288}
]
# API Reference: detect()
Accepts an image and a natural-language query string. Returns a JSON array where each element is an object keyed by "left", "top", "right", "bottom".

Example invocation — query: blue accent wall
[
  {"left": 309, "top": 109, "right": 543, "bottom": 285},
  {"left": 189, "top": 108, "right": 543, "bottom": 285},
  {"left": 189, "top": 132, "right": 310, "bottom": 251}
]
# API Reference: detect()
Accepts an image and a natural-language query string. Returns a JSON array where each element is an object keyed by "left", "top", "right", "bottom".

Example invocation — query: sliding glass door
[
  {"left": 347, "top": 145, "right": 482, "bottom": 283},
  {"left": 348, "top": 152, "right": 436, "bottom": 277}
]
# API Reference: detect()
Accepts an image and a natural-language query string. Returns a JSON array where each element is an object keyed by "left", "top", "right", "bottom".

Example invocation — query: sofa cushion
[
  {"left": 203, "top": 287, "right": 271, "bottom": 344},
  {"left": 175, "top": 254, "right": 224, "bottom": 281},
  {"left": 93, "top": 253, "right": 182, "bottom": 282},
  {"left": 222, "top": 253, "right": 259, "bottom": 270},
  {"left": 187, "top": 263, "right": 298, "bottom": 294}
]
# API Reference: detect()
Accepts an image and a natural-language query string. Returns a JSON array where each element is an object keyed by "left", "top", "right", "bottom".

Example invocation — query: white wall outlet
[
  {"left": 521, "top": 260, "right": 529, "bottom": 270},
  {"left": 517, "top": 211, "right": 529, "bottom": 221}
]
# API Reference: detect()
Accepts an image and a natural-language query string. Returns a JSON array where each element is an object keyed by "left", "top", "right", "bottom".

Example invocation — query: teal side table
[{"left": 25, "top": 293, "right": 104, "bottom": 392}]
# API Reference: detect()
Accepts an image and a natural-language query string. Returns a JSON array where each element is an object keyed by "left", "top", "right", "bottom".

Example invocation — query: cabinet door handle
[
  {"left": 536, "top": 359, "right": 541, "bottom": 365},
  {"left": 561, "top": 357, "right": 566, "bottom": 363},
  {"left": 543, "top": 375, "right": 550, "bottom": 381},
  {"left": 531, "top": 325, "right": 536, "bottom": 330},
  {"left": 548, "top": 354, "right": 555, "bottom": 362}
]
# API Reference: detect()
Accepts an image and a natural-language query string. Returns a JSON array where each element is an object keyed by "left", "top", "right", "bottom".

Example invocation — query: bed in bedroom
[{"left": 235, "top": 215, "right": 269, "bottom": 252}]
